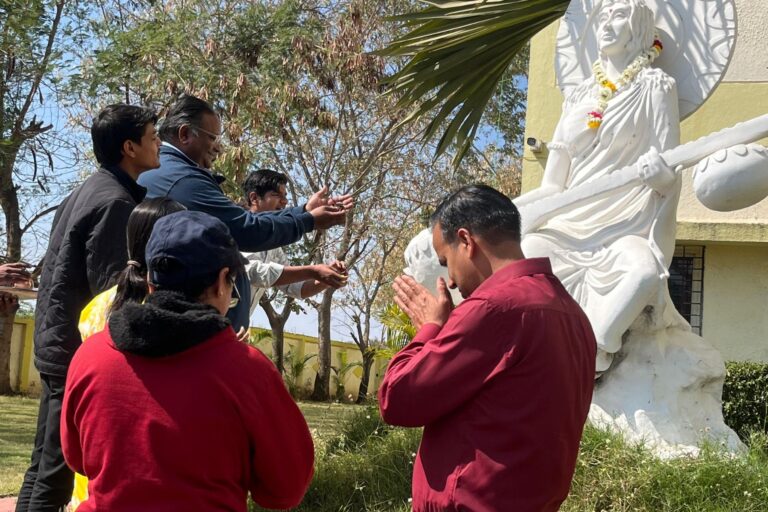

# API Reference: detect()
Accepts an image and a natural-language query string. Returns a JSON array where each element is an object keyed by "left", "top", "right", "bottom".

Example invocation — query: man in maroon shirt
[{"left": 378, "top": 184, "right": 596, "bottom": 512}]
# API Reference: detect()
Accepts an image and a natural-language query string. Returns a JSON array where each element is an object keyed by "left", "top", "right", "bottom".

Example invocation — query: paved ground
[{"left": 0, "top": 497, "right": 15, "bottom": 511}]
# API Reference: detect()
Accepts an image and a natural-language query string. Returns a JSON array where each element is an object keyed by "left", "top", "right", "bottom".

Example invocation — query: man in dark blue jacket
[
  {"left": 18, "top": 104, "right": 161, "bottom": 512},
  {"left": 139, "top": 95, "right": 351, "bottom": 330}
]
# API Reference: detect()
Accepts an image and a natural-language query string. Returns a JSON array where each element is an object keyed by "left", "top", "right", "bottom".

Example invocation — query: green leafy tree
[
  {"left": 0, "top": 0, "right": 63, "bottom": 261},
  {"left": 0, "top": 0, "right": 91, "bottom": 393}
]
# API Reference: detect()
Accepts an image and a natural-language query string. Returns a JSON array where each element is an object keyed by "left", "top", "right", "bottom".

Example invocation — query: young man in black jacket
[{"left": 16, "top": 104, "right": 161, "bottom": 512}]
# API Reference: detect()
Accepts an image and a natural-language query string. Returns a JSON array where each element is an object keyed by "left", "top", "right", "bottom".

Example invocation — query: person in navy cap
[{"left": 60, "top": 211, "right": 314, "bottom": 511}]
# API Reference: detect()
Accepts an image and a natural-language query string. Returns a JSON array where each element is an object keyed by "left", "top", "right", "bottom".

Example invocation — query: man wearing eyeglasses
[{"left": 139, "top": 95, "right": 353, "bottom": 332}]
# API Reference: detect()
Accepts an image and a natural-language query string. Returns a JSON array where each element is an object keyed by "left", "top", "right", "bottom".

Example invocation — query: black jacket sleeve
[{"left": 85, "top": 199, "right": 134, "bottom": 296}]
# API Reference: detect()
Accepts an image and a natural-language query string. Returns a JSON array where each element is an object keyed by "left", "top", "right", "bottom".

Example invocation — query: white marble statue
[
  {"left": 405, "top": 0, "right": 768, "bottom": 457},
  {"left": 404, "top": 229, "right": 463, "bottom": 305},
  {"left": 516, "top": 0, "right": 682, "bottom": 373},
  {"left": 517, "top": 0, "right": 743, "bottom": 456}
]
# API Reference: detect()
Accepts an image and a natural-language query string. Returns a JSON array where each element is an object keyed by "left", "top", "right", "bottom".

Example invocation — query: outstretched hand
[
  {"left": 0, "top": 291, "right": 19, "bottom": 316},
  {"left": 309, "top": 198, "right": 354, "bottom": 230},
  {"left": 313, "top": 261, "right": 348, "bottom": 289},
  {"left": 392, "top": 275, "right": 453, "bottom": 331},
  {"left": 0, "top": 262, "right": 32, "bottom": 287},
  {"left": 306, "top": 186, "right": 330, "bottom": 212},
  {"left": 328, "top": 193, "right": 354, "bottom": 212},
  {"left": 306, "top": 185, "right": 355, "bottom": 214}
]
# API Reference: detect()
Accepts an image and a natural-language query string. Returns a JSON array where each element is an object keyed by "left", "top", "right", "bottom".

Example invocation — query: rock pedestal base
[{"left": 589, "top": 326, "right": 743, "bottom": 458}]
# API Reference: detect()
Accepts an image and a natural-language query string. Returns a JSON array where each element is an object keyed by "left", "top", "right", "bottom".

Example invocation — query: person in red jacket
[
  {"left": 379, "top": 185, "right": 596, "bottom": 512},
  {"left": 61, "top": 210, "right": 314, "bottom": 511}
]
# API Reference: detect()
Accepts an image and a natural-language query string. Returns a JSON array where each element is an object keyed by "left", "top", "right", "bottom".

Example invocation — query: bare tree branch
[{"left": 20, "top": 203, "right": 59, "bottom": 235}]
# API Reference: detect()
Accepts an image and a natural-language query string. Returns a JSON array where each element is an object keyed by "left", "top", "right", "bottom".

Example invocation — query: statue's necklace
[{"left": 588, "top": 36, "right": 663, "bottom": 129}]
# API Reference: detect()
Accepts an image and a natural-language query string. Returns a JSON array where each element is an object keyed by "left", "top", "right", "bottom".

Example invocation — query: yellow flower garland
[{"left": 588, "top": 36, "right": 663, "bottom": 129}]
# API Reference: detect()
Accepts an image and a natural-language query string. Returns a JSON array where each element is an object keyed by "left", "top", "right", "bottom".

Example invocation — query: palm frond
[
  {"left": 378, "top": 303, "right": 416, "bottom": 357},
  {"left": 379, "top": 0, "right": 569, "bottom": 165}
]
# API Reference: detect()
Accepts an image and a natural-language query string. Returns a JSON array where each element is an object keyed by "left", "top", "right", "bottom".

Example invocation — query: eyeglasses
[
  {"left": 228, "top": 277, "right": 241, "bottom": 309},
  {"left": 193, "top": 125, "right": 224, "bottom": 144}
]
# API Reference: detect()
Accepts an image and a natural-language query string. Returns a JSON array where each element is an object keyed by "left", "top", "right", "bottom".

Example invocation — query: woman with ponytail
[
  {"left": 111, "top": 198, "right": 188, "bottom": 312},
  {"left": 71, "top": 197, "right": 184, "bottom": 509}
]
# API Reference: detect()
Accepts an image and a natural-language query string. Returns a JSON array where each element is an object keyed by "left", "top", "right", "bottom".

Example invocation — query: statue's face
[{"left": 598, "top": 2, "right": 633, "bottom": 56}]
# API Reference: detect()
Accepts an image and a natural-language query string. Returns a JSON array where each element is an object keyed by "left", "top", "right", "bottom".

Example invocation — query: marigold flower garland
[{"left": 588, "top": 35, "right": 663, "bottom": 129}]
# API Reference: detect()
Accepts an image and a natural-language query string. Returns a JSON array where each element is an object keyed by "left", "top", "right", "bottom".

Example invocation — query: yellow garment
[
  {"left": 78, "top": 286, "right": 117, "bottom": 340},
  {"left": 70, "top": 286, "right": 117, "bottom": 510}
]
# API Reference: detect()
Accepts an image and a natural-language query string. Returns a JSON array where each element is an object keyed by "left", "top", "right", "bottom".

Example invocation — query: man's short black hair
[
  {"left": 91, "top": 104, "right": 158, "bottom": 167},
  {"left": 159, "top": 94, "right": 217, "bottom": 142},
  {"left": 242, "top": 169, "right": 289, "bottom": 204},
  {"left": 430, "top": 184, "right": 521, "bottom": 244}
]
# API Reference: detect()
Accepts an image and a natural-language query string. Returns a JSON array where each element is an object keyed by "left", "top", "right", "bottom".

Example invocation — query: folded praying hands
[{"left": 392, "top": 275, "right": 453, "bottom": 331}]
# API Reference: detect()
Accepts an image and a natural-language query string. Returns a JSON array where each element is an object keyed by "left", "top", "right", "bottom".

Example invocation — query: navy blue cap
[{"left": 146, "top": 210, "right": 247, "bottom": 286}]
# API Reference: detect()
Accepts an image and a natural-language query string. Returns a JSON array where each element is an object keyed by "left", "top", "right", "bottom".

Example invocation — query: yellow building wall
[
  {"left": 9, "top": 317, "right": 40, "bottom": 395},
  {"left": 10, "top": 321, "right": 389, "bottom": 400},
  {"left": 522, "top": 1, "right": 768, "bottom": 363},
  {"left": 700, "top": 244, "right": 768, "bottom": 362},
  {"left": 248, "top": 328, "right": 390, "bottom": 400},
  {"left": 521, "top": 21, "right": 561, "bottom": 194}
]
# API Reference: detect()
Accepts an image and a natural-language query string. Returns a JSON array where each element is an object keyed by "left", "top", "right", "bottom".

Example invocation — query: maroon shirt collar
[{"left": 470, "top": 257, "right": 553, "bottom": 297}]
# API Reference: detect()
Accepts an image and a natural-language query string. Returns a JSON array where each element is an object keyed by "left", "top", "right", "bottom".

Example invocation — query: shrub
[
  {"left": 283, "top": 350, "right": 316, "bottom": 400},
  {"left": 324, "top": 404, "right": 393, "bottom": 455},
  {"left": 251, "top": 405, "right": 420, "bottom": 512},
  {"left": 295, "top": 426, "right": 419, "bottom": 511},
  {"left": 723, "top": 361, "right": 768, "bottom": 440}
]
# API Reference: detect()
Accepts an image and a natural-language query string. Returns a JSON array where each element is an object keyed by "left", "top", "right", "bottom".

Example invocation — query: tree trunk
[
  {"left": 261, "top": 296, "right": 294, "bottom": 375},
  {"left": 270, "top": 321, "right": 286, "bottom": 374},
  {"left": 311, "top": 289, "right": 333, "bottom": 401},
  {"left": 0, "top": 303, "right": 19, "bottom": 394},
  {"left": 0, "top": 145, "right": 23, "bottom": 260},
  {"left": 356, "top": 349, "right": 375, "bottom": 404}
]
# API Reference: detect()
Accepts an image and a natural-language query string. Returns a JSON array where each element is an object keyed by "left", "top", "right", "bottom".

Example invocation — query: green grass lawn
[
  {"left": 271, "top": 405, "right": 768, "bottom": 512},
  {"left": 0, "top": 395, "right": 39, "bottom": 496},
  {"left": 0, "top": 394, "right": 359, "bottom": 497},
  {"left": 296, "top": 401, "right": 357, "bottom": 446},
  {"left": 4, "top": 394, "right": 768, "bottom": 511}
]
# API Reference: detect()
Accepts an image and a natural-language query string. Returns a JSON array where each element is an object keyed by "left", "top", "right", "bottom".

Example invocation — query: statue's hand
[{"left": 638, "top": 147, "right": 677, "bottom": 195}]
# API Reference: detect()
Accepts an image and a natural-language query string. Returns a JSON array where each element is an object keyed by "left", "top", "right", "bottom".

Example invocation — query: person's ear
[
  {"left": 248, "top": 192, "right": 259, "bottom": 208},
  {"left": 215, "top": 267, "right": 230, "bottom": 297},
  {"left": 456, "top": 228, "right": 474, "bottom": 256},
  {"left": 122, "top": 139, "right": 137, "bottom": 160},
  {"left": 146, "top": 276, "right": 156, "bottom": 294},
  {"left": 178, "top": 125, "right": 193, "bottom": 145}
]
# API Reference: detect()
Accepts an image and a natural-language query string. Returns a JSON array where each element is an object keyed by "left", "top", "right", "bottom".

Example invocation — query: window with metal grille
[{"left": 668, "top": 245, "right": 704, "bottom": 334}]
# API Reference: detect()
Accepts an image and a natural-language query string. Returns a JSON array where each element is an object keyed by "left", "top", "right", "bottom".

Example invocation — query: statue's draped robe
[{"left": 524, "top": 68, "right": 686, "bottom": 360}]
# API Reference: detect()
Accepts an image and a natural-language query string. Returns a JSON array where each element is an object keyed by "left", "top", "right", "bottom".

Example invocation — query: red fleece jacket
[{"left": 62, "top": 327, "right": 313, "bottom": 511}]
